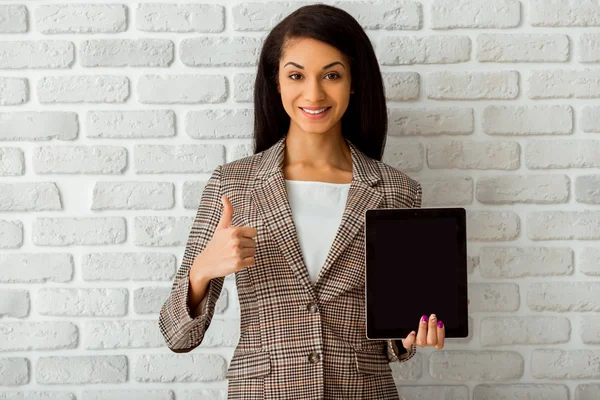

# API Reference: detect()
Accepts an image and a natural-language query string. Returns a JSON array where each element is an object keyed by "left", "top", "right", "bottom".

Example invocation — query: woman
[{"left": 159, "top": 4, "right": 445, "bottom": 399}]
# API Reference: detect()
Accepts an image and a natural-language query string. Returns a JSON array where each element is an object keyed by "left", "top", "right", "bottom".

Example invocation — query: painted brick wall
[{"left": 1, "top": 1, "right": 599, "bottom": 399}]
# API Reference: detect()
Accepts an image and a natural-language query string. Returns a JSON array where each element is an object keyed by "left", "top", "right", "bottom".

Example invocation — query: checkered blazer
[{"left": 159, "top": 134, "right": 422, "bottom": 399}]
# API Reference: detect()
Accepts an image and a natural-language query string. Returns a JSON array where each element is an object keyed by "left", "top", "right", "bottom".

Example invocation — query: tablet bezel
[{"left": 364, "top": 207, "right": 469, "bottom": 339}]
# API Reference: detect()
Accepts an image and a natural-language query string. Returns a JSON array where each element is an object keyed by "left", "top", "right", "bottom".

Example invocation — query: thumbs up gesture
[{"left": 190, "top": 195, "right": 258, "bottom": 283}]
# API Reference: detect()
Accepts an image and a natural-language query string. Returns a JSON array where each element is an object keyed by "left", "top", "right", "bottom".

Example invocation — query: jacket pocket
[
  {"left": 225, "top": 350, "right": 271, "bottom": 380},
  {"left": 355, "top": 350, "right": 392, "bottom": 375}
]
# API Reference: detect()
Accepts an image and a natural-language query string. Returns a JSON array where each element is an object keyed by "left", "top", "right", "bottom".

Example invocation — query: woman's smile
[{"left": 299, "top": 106, "right": 332, "bottom": 120}]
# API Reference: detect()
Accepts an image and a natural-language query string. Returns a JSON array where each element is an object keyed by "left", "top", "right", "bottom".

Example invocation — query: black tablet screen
[{"left": 366, "top": 209, "right": 468, "bottom": 338}]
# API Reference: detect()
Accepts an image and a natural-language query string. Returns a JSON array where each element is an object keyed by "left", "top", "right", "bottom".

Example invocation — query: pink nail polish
[
  {"left": 422, "top": 315, "right": 428, "bottom": 323},
  {"left": 438, "top": 320, "right": 444, "bottom": 328}
]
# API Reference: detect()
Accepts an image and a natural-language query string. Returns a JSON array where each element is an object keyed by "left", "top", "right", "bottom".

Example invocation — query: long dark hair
[{"left": 252, "top": 4, "right": 387, "bottom": 161}]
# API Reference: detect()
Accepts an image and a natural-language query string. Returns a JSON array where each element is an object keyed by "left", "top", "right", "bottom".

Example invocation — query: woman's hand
[
  {"left": 401, "top": 314, "right": 445, "bottom": 351},
  {"left": 190, "top": 195, "right": 258, "bottom": 284}
]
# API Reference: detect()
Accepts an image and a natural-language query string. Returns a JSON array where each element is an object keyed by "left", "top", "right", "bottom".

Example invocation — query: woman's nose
[{"left": 304, "top": 79, "right": 325, "bottom": 102}]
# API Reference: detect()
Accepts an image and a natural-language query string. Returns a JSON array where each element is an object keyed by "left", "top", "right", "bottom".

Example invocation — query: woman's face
[{"left": 277, "top": 37, "right": 353, "bottom": 136}]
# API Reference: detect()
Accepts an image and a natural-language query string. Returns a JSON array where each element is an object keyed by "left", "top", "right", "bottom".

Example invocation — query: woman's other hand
[{"left": 401, "top": 314, "right": 445, "bottom": 351}]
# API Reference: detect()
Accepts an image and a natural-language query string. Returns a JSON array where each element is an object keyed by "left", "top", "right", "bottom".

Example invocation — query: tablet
[{"left": 365, "top": 207, "right": 468, "bottom": 339}]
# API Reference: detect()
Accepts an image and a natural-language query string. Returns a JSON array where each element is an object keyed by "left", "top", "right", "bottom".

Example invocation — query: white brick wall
[{"left": 1, "top": 0, "right": 599, "bottom": 398}]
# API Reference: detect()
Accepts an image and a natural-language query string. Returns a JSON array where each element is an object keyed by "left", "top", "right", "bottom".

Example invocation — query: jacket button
[
  {"left": 307, "top": 302, "right": 318, "bottom": 314},
  {"left": 308, "top": 351, "right": 322, "bottom": 364}
]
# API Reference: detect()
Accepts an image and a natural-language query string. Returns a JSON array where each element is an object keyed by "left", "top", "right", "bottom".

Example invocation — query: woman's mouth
[{"left": 299, "top": 107, "right": 332, "bottom": 120}]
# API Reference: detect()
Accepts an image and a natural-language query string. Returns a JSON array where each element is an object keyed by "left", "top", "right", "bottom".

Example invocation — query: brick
[
  {"left": 431, "top": 0, "right": 520, "bottom": 29},
  {"left": 527, "top": 211, "right": 600, "bottom": 240},
  {"left": 0, "top": 148, "right": 24, "bottom": 176},
  {"left": 474, "top": 384, "right": 569, "bottom": 400},
  {"left": 397, "top": 385, "right": 468, "bottom": 399},
  {"left": 428, "top": 141, "right": 520, "bottom": 170},
  {"left": 576, "top": 175, "right": 600, "bottom": 204},
  {"left": 380, "top": 36, "right": 470, "bottom": 64},
  {"left": 483, "top": 105, "right": 572, "bottom": 135},
  {"left": 382, "top": 72, "right": 420, "bottom": 100},
  {"left": 382, "top": 141, "right": 423, "bottom": 171},
  {"left": 480, "top": 317, "right": 570, "bottom": 346},
  {"left": 35, "top": 4, "right": 127, "bottom": 34},
  {"left": 200, "top": 319, "right": 240, "bottom": 347},
  {"left": 82, "top": 252, "right": 176, "bottom": 281},
  {"left": 81, "top": 39, "right": 173, "bottom": 67},
  {"left": 138, "top": 75, "right": 226, "bottom": 104},
  {"left": 228, "top": 144, "right": 253, "bottom": 163},
  {"left": 180, "top": 391, "right": 227, "bottom": 400},
  {"left": 232, "top": 2, "right": 309, "bottom": 31},
  {"left": 335, "top": 1, "right": 421, "bottom": 29},
  {"left": 0, "top": 220, "right": 23, "bottom": 248},
  {"left": 33, "top": 217, "right": 126, "bottom": 245},
  {"left": 390, "top": 354, "right": 423, "bottom": 380},
  {"left": 0, "top": 112, "right": 77, "bottom": 140},
  {"left": 0, "top": 289, "right": 29, "bottom": 317},
  {"left": 37, "top": 356, "right": 127, "bottom": 384},
  {"left": 182, "top": 180, "right": 209, "bottom": 209},
  {"left": 136, "top": 3, "right": 224, "bottom": 32},
  {"left": 532, "top": 350, "right": 600, "bottom": 379},
  {"left": 186, "top": 109, "right": 253, "bottom": 139},
  {"left": 581, "top": 316, "right": 600, "bottom": 344},
  {"left": 84, "top": 320, "right": 164, "bottom": 349},
  {"left": 581, "top": 106, "right": 600, "bottom": 133},
  {"left": 38, "top": 76, "right": 129, "bottom": 103},
  {"left": 579, "top": 33, "right": 600, "bottom": 62},
  {"left": 37, "top": 288, "right": 128, "bottom": 316},
  {"left": 0, "top": 41, "right": 73, "bottom": 68},
  {"left": 388, "top": 107, "right": 473, "bottom": 136},
  {"left": 0, "top": 392, "right": 74, "bottom": 400},
  {"left": 530, "top": 0, "right": 600, "bottom": 27},
  {"left": 581, "top": 248, "right": 600, "bottom": 276},
  {"left": 86, "top": 110, "right": 175, "bottom": 138},
  {"left": 133, "top": 216, "right": 193, "bottom": 246},
  {"left": 33, "top": 146, "right": 126, "bottom": 174},
  {"left": 0, "top": 183, "right": 61, "bottom": 211},
  {"left": 427, "top": 71, "right": 519, "bottom": 100},
  {"left": 576, "top": 384, "right": 600, "bottom": 400},
  {"left": 477, "top": 34, "right": 569, "bottom": 62},
  {"left": 134, "top": 287, "right": 227, "bottom": 314},
  {"left": 0, "top": 253, "right": 73, "bottom": 282},
  {"left": 0, "top": 5, "right": 27, "bottom": 33},
  {"left": 419, "top": 177, "right": 473, "bottom": 206},
  {"left": 476, "top": 175, "right": 569, "bottom": 204},
  {"left": 429, "top": 351, "right": 523, "bottom": 381},
  {"left": 134, "top": 144, "right": 224, "bottom": 173},
  {"left": 528, "top": 282, "right": 600, "bottom": 311},
  {"left": 134, "top": 354, "right": 226, "bottom": 382},
  {"left": 91, "top": 182, "right": 174, "bottom": 210},
  {"left": 526, "top": 140, "right": 600, "bottom": 169},
  {"left": 180, "top": 37, "right": 262, "bottom": 67},
  {"left": 0, "top": 322, "right": 77, "bottom": 351},
  {"left": 479, "top": 247, "right": 573, "bottom": 278},
  {"left": 469, "top": 283, "right": 520, "bottom": 312},
  {"left": 0, "top": 78, "right": 27, "bottom": 105},
  {"left": 233, "top": 73, "right": 255, "bottom": 102},
  {"left": 528, "top": 70, "right": 600, "bottom": 99},
  {"left": 0, "top": 358, "right": 28, "bottom": 385},
  {"left": 82, "top": 391, "right": 173, "bottom": 400}
]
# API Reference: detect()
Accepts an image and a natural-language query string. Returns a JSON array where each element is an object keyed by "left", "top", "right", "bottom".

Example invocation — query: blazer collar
[{"left": 250, "top": 134, "right": 384, "bottom": 302}]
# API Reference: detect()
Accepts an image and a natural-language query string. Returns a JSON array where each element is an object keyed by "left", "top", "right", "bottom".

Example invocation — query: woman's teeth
[{"left": 301, "top": 107, "right": 329, "bottom": 114}]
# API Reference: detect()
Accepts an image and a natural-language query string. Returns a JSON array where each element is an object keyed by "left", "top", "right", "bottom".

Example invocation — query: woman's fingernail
[
  {"left": 438, "top": 320, "right": 444, "bottom": 328},
  {"left": 411, "top": 331, "right": 416, "bottom": 335},
  {"left": 430, "top": 314, "right": 436, "bottom": 320},
  {"left": 422, "top": 315, "right": 428, "bottom": 323}
]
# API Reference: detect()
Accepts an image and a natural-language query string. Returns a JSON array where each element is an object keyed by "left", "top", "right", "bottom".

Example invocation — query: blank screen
[{"left": 366, "top": 211, "right": 467, "bottom": 338}]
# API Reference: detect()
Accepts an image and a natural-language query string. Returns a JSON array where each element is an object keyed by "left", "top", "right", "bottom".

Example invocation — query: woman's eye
[
  {"left": 325, "top": 73, "right": 339, "bottom": 80},
  {"left": 288, "top": 73, "right": 340, "bottom": 81},
  {"left": 289, "top": 73, "right": 302, "bottom": 80}
]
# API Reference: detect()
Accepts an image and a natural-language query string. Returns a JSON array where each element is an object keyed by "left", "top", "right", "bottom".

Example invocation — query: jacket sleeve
[
  {"left": 386, "top": 181, "right": 422, "bottom": 363},
  {"left": 158, "top": 165, "right": 225, "bottom": 353}
]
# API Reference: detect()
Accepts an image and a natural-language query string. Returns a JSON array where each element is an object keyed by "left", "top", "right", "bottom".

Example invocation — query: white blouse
[{"left": 284, "top": 179, "right": 351, "bottom": 284}]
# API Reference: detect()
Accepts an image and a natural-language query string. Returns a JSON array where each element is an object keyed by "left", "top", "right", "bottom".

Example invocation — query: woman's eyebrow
[{"left": 283, "top": 61, "right": 345, "bottom": 70}]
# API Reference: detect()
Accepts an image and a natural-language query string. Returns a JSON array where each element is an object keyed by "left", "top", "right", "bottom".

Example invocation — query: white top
[{"left": 285, "top": 179, "right": 351, "bottom": 284}]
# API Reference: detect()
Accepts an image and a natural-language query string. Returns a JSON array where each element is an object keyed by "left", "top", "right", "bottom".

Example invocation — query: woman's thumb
[{"left": 216, "top": 195, "right": 233, "bottom": 230}]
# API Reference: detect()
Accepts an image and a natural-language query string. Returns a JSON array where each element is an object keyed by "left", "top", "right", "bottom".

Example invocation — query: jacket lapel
[{"left": 250, "top": 135, "right": 384, "bottom": 301}]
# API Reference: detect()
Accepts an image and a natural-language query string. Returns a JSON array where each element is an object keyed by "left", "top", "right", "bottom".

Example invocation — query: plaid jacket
[{"left": 159, "top": 134, "right": 422, "bottom": 399}]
